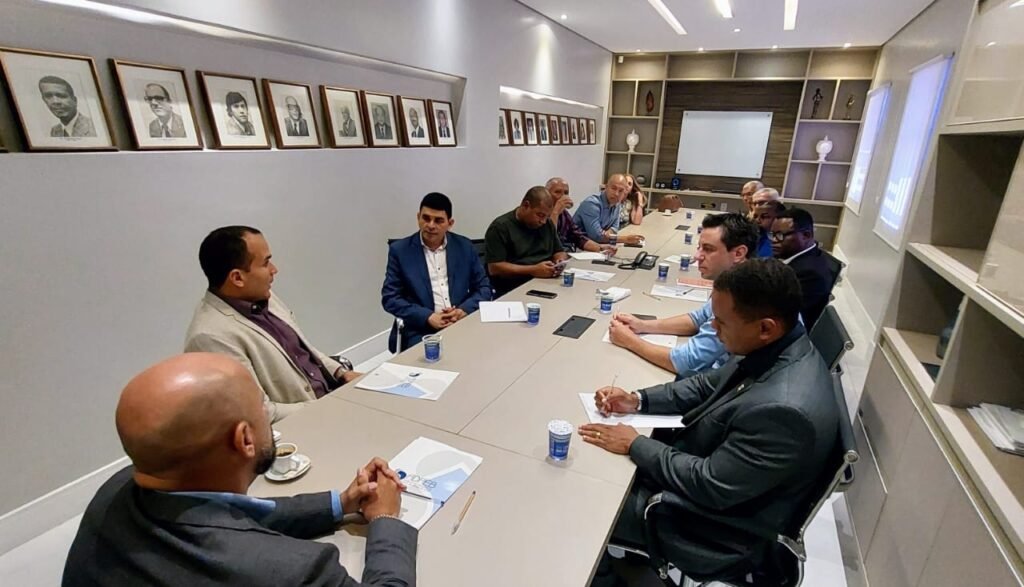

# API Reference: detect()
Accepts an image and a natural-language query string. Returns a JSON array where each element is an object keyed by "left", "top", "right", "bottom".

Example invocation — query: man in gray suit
[
  {"left": 284, "top": 96, "right": 310, "bottom": 136},
  {"left": 63, "top": 352, "right": 417, "bottom": 586},
  {"left": 144, "top": 83, "right": 187, "bottom": 138},
  {"left": 582, "top": 259, "right": 839, "bottom": 584},
  {"left": 39, "top": 75, "right": 96, "bottom": 138}
]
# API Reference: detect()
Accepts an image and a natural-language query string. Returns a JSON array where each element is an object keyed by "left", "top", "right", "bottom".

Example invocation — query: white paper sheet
[
  {"left": 355, "top": 363, "right": 458, "bottom": 401},
  {"left": 602, "top": 331, "right": 677, "bottom": 348},
  {"left": 663, "top": 255, "right": 682, "bottom": 264},
  {"left": 478, "top": 301, "right": 527, "bottom": 322},
  {"left": 389, "top": 437, "right": 482, "bottom": 529},
  {"left": 572, "top": 269, "right": 615, "bottom": 282},
  {"left": 578, "top": 393, "right": 683, "bottom": 429},
  {"left": 569, "top": 251, "right": 609, "bottom": 260},
  {"left": 598, "top": 287, "right": 631, "bottom": 302},
  {"left": 650, "top": 284, "right": 710, "bottom": 302}
]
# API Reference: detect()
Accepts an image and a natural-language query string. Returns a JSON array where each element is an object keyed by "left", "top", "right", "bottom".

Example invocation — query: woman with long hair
[{"left": 618, "top": 174, "right": 646, "bottom": 226}]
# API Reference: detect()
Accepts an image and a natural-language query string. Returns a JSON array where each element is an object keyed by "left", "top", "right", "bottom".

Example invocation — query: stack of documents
[
  {"left": 650, "top": 284, "right": 710, "bottom": 302},
  {"left": 478, "top": 301, "right": 527, "bottom": 322},
  {"left": 968, "top": 403, "right": 1024, "bottom": 456},
  {"left": 573, "top": 269, "right": 615, "bottom": 282},
  {"left": 390, "top": 437, "right": 482, "bottom": 528}
]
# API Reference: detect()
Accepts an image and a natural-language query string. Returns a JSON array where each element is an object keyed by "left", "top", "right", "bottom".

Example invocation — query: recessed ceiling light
[
  {"left": 843, "top": 42, "right": 851, "bottom": 49},
  {"left": 772, "top": 45, "right": 779, "bottom": 50},
  {"left": 733, "top": 28, "right": 741, "bottom": 33},
  {"left": 698, "top": 47, "right": 705, "bottom": 52},
  {"left": 784, "top": 0, "right": 798, "bottom": 30},
  {"left": 714, "top": 0, "right": 733, "bottom": 19},
  {"left": 560, "top": 13, "right": 567, "bottom": 20},
  {"left": 647, "top": 0, "right": 688, "bottom": 35},
  {"left": 986, "top": 41, "right": 997, "bottom": 47}
]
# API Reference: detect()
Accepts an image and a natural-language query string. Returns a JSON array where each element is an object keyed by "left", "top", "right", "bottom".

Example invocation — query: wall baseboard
[{"left": 0, "top": 456, "right": 129, "bottom": 556}]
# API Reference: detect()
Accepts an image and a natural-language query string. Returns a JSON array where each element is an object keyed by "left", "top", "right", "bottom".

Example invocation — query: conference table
[{"left": 250, "top": 206, "right": 713, "bottom": 586}]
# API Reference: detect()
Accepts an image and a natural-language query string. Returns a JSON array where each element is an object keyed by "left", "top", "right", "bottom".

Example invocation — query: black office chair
[
  {"left": 820, "top": 248, "right": 845, "bottom": 303},
  {"left": 613, "top": 372, "right": 858, "bottom": 587},
  {"left": 808, "top": 305, "right": 854, "bottom": 373}
]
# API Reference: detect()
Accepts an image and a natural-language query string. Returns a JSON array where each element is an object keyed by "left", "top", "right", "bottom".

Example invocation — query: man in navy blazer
[{"left": 382, "top": 192, "right": 491, "bottom": 352}]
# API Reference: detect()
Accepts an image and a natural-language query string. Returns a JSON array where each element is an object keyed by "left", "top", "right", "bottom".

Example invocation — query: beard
[{"left": 254, "top": 434, "right": 277, "bottom": 476}]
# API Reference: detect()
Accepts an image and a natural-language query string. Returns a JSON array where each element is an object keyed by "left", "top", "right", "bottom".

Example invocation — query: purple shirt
[
  {"left": 556, "top": 209, "right": 591, "bottom": 252},
  {"left": 219, "top": 295, "right": 337, "bottom": 398}
]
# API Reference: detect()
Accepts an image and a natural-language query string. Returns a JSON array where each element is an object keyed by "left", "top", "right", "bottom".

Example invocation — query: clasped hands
[
  {"left": 340, "top": 457, "right": 407, "bottom": 521},
  {"left": 577, "top": 386, "right": 641, "bottom": 455},
  {"left": 606, "top": 313, "right": 647, "bottom": 349},
  {"left": 427, "top": 307, "right": 467, "bottom": 330}
]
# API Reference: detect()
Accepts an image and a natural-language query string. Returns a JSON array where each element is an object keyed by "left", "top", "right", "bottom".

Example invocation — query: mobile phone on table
[{"left": 526, "top": 290, "right": 558, "bottom": 299}]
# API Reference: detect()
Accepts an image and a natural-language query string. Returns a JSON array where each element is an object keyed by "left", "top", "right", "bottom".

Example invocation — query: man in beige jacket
[{"left": 185, "top": 226, "right": 359, "bottom": 422}]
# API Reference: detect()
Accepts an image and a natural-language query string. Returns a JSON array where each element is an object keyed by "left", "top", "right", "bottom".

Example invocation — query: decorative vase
[
  {"left": 645, "top": 90, "right": 655, "bottom": 114},
  {"left": 636, "top": 174, "right": 647, "bottom": 186},
  {"left": 625, "top": 129, "right": 640, "bottom": 153},
  {"left": 815, "top": 135, "right": 833, "bottom": 162}
]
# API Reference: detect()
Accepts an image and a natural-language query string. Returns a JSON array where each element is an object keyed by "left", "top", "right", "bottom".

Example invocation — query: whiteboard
[{"left": 675, "top": 111, "right": 773, "bottom": 178}]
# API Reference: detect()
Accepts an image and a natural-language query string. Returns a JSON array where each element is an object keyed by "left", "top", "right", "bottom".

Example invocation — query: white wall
[
  {"left": 0, "top": 0, "right": 610, "bottom": 516},
  {"left": 835, "top": 0, "right": 975, "bottom": 330}
]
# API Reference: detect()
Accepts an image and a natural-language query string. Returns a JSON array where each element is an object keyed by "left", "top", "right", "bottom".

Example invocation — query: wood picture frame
[
  {"left": 263, "top": 79, "right": 322, "bottom": 149},
  {"left": 321, "top": 85, "right": 368, "bottom": 148},
  {"left": 363, "top": 91, "right": 400, "bottom": 147},
  {"left": 536, "top": 113, "right": 550, "bottom": 145},
  {"left": 428, "top": 99, "right": 457, "bottom": 147},
  {"left": 498, "top": 109, "right": 511, "bottom": 146},
  {"left": 548, "top": 114, "right": 561, "bottom": 145},
  {"left": 397, "top": 95, "right": 431, "bottom": 147},
  {"left": 112, "top": 59, "right": 202, "bottom": 150},
  {"left": 197, "top": 71, "right": 271, "bottom": 150},
  {"left": 523, "top": 111, "right": 538, "bottom": 145},
  {"left": 509, "top": 110, "right": 525, "bottom": 146}
]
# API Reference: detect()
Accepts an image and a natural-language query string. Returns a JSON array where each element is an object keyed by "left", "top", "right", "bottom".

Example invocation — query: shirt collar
[
  {"left": 167, "top": 491, "right": 277, "bottom": 521},
  {"left": 419, "top": 233, "right": 448, "bottom": 252},
  {"left": 214, "top": 291, "right": 268, "bottom": 317},
  {"left": 736, "top": 322, "right": 806, "bottom": 380},
  {"left": 61, "top": 112, "right": 81, "bottom": 134},
  {"left": 783, "top": 242, "right": 818, "bottom": 265}
]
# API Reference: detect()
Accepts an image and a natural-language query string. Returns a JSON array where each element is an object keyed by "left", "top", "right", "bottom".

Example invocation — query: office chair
[
  {"left": 808, "top": 305, "right": 854, "bottom": 373},
  {"left": 612, "top": 372, "right": 858, "bottom": 587},
  {"left": 820, "top": 248, "right": 845, "bottom": 302}
]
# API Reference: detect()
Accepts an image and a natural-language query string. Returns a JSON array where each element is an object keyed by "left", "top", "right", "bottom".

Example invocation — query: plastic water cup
[
  {"left": 527, "top": 303, "right": 541, "bottom": 325},
  {"left": 600, "top": 293, "right": 613, "bottom": 314},
  {"left": 657, "top": 262, "right": 670, "bottom": 281},
  {"left": 697, "top": 226, "right": 704, "bottom": 234},
  {"left": 686, "top": 211, "right": 693, "bottom": 220},
  {"left": 562, "top": 270, "right": 575, "bottom": 287},
  {"left": 423, "top": 334, "right": 441, "bottom": 362},
  {"left": 680, "top": 254, "right": 692, "bottom": 271},
  {"left": 548, "top": 419, "right": 573, "bottom": 461},
  {"left": 609, "top": 233, "right": 618, "bottom": 246},
  {"left": 684, "top": 232, "right": 693, "bottom": 245}
]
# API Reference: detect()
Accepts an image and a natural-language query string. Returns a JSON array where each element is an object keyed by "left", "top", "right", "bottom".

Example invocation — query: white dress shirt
[
  {"left": 60, "top": 113, "right": 82, "bottom": 137},
  {"left": 422, "top": 235, "right": 452, "bottom": 312},
  {"left": 782, "top": 242, "right": 818, "bottom": 265}
]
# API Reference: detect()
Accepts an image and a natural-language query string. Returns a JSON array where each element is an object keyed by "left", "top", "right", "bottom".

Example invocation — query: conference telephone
[{"left": 618, "top": 251, "right": 658, "bottom": 271}]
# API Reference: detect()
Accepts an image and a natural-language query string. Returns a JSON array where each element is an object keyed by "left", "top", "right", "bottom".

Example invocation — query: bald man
[
  {"left": 484, "top": 185, "right": 569, "bottom": 297},
  {"left": 751, "top": 186, "right": 781, "bottom": 209},
  {"left": 63, "top": 353, "right": 417, "bottom": 587},
  {"left": 546, "top": 177, "right": 616, "bottom": 255},
  {"left": 573, "top": 174, "right": 644, "bottom": 245},
  {"left": 740, "top": 180, "right": 764, "bottom": 218}
]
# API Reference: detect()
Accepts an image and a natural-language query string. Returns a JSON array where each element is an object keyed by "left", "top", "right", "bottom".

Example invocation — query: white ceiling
[{"left": 518, "top": 0, "right": 936, "bottom": 53}]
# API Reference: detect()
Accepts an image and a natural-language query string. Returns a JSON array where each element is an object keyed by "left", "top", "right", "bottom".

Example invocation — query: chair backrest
[
  {"left": 820, "top": 248, "right": 845, "bottom": 289},
  {"left": 808, "top": 305, "right": 854, "bottom": 372},
  {"left": 784, "top": 372, "right": 859, "bottom": 546}
]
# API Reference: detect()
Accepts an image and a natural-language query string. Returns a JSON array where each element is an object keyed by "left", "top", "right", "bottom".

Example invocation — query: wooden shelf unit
[{"left": 606, "top": 48, "right": 879, "bottom": 251}]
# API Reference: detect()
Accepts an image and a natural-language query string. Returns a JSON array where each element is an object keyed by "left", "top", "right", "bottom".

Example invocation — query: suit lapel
[
  {"left": 680, "top": 365, "right": 751, "bottom": 428},
  {"left": 405, "top": 235, "right": 434, "bottom": 309},
  {"left": 203, "top": 292, "right": 295, "bottom": 366}
]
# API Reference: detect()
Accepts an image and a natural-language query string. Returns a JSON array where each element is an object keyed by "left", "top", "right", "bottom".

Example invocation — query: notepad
[
  {"left": 578, "top": 393, "right": 683, "bottom": 429},
  {"left": 569, "top": 251, "right": 609, "bottom": 260},
  {"left": 677, "top": 275, "right": 714, "bottom": 289},
  {"left": 356, "top": 363, "right": 458, "bottom": 401},
  {"left": 602, "top": 331, "right": 677, "bottom": 348},
  {"left": 650, "top": 284, "right": 710, "bottom": 302},
  {"left": 478, "top": 301, "right": 527, "bottom": 322},
  {"left": 572, "top": 269, "right": 615, "bottom": 282},
  {"left": 390, "top": 437, "right": 482, "bottom": 529}
]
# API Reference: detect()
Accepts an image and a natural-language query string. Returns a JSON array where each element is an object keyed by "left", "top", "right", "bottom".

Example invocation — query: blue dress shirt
[
  {"left": 173, "top": 490, "right": 344, "bottom": 522},
  {"left": 668, "top": 299, "right": 730, "bottom": 378},
  {"left": 756, "top": 230, "right": 773, "bottom": 258},
  {"left": 572, "top": 193, "right": 621, "bottom": 242}
]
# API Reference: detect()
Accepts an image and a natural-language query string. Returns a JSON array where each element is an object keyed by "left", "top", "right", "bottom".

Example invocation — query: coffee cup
[{"left": 271, "top": 442, "right": 300, "bottom": 476}]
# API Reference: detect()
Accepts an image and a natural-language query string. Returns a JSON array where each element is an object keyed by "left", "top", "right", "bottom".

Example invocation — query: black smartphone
[{"left": 526, "top": 289, "right": 558, "bottom": 299}]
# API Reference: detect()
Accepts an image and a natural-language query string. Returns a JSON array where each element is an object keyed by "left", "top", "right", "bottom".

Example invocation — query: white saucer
[
  {"left": 264, "top": 454, "right": 311, "bottom": 482},
  {"left": 661, "top": 211, "right": 673, "bottom": 216}
]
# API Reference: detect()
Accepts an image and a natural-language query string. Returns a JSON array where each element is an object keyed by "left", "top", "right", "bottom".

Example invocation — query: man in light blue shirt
[
  {"left": 608, "top": 213, "right": 759, "bottom": 377},
  {"left": 573, "top": 173, "right": 644, "bottom": 245}
]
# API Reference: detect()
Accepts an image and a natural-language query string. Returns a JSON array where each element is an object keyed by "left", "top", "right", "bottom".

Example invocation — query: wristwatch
[
  {"left": 630, "top": 390, "right": 643, "bottom": 412},
  {"left": 336, "top": 357, "right": 354, "bottom": 372}
]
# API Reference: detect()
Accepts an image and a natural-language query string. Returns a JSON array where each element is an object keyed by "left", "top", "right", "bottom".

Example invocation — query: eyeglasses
[
  {"left": 768, "top": 230, "right": 798, "bottom": 242},
  {"left": 144, "top": 95, "right": 169, "bottom": 103}
]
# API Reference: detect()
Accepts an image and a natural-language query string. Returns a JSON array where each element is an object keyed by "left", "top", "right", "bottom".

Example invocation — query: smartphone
[
  {"left": 553, "top": 258, "right": 572, "bottom": 269},
  {"left": 526, "top": 289, "right": 558, "bottom": 299}
]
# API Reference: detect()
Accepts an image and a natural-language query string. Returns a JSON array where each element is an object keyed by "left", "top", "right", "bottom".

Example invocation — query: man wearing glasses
[
  {"left": 770, "top": 208, "right": 833, "bottom": 327},
  {"left": 144, "top": 83, "right": 186, "bottom": 138}
]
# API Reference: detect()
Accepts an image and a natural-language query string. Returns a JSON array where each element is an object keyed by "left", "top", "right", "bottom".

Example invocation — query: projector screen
[{"left": 675, "top": 110, "right": 773, "bottom": 178}]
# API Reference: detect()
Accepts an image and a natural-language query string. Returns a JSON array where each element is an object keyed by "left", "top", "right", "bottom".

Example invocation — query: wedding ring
[{"left": 596, "top": 432, "right": 602, "bottom": 438}]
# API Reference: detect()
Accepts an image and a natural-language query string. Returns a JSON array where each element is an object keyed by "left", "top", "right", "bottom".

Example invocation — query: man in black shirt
[{"left": 484, "top": 186, "right": 568, "bottom": 297}]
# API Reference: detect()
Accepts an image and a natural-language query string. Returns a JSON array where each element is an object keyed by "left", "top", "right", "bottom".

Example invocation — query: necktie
[
  {"left": 162, "top": 124, "right": 171, "bottom": 138},
  {"left": 63, "top": 128, "right": 70, "bottom": 137}
]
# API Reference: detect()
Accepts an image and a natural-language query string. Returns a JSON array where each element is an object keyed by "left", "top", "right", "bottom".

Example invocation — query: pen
[
  {"left": 451, "top": 490, "right": 477, "bottom": 535},
  {"left": 643, "top": 291, "right": 662, "bottom": 301}
]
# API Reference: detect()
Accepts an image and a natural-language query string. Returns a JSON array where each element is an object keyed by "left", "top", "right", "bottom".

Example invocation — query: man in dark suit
[
  {"left": 436, "top": 109, "right": 451, "bottom": 138},
  {"left": 771, "top": 207, "right": 834, "bottom": 327},
  {"left": 582, "top": 259, "right": 838, "bottom": 583},
  {"left": 63, "top": 353, "right": 417, "bottom": 586},
  {"left": 408, "top": 108, "right": 425, "bottom": 138},
  {"left": 284, "top": 96, "right": 310, "bottom": 136},
  {"left": 382, "top": 192, "right": 491, "bottom": 352},
  {"left": 144, "top": 83, "right": 187, "bottom": 138},
  {"left": 372, "top": 105, "right": 393, "bottom": 140}
]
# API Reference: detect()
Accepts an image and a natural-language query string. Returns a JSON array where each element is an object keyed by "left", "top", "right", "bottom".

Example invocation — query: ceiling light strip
[
  {"left": 784, "top": 0, "right": 798, "bottom": 30},
  {"left": 647, "top": 0, "right": 687, "bottom": 35},
  {"left": 714, "top": 0, "right": 733, "bottom": 19}
]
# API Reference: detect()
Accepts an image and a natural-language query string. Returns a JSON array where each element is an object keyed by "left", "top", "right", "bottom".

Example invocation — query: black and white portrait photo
[
  {"left": 569, "top": 117, "right": 579, "bottom": 144},
  {"left": 498, "top": 109, "right": 510, "bottom": 146},
  {"left": 549, "top": 115, "right": 561, "bottom": 145},
  {"left": 509, "top": 111, "right": 525, "bottom": 146},
  {"left": 578, "top": 118, "right": 587, "bottom": 145},
  {"left": 588, "top": 118, "right": 597, "bottom": 144},
  {"left": 198, "top": 72, "right": 269, "bottom": 149},
  {"left": 363, "top": 92, "right": 399, "bottom": 147},
  {"left": 398, "top": 96, "right": 431, "bottom": 147},
  {"left": 429, "top": 99, "right": 457, "bottom": 147},
  {"left": 113, "top": 60, "right": 202, "bottom": 150},
  {"left": 321, "top": 86, "right": 367, "bottom": 148},
  {"left": 559, "top": 117, "right": 569, "bottom": 145},
  {"left": 537, "top": 113, "right": 550, "bottom": 145},
  {"left": 524, "top": 112, "right": 537, "bottom": 145},
  {"left": 0, "top": 47, "right": 114, "bottom": 151},
  {"left": 263, "top": 80, "right": 321, "bottom": 148}
]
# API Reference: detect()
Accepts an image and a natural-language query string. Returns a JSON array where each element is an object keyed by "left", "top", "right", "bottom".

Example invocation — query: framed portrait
[
  {"left": 536, "top": 113, "right": 550, "bottom": 145},
  {"left": 397, "top": 96, "right": 431, "bottom": 147},
  {"left": 322, "top": 86, "right": 367, "bottom": 148},
  {"left": 197, "top": 71, "right": 270, "bottom": 149},
  {"left": 363, "top": 91, "right": 399, "bottom": 147},
  {"left": 0, "top": 47, "right": 115, "bottom": 151},
  {"left": 263, "top": 79, "right": 321, "bottom": 149},
  {"left": 588, "top": 118, "right": 597, "bottom": 144},
  {"left": 523, "top": 112, "right": 538, "bottom": 145},
  {"left": 498, "top": 109, "right": 511, "bottom": 146},
  {"left": 578, "top": 118, "right": 588, "bottom": 145},
  {"left": 509, "top": 110, "right": 525, "bottom": 146},
  {"left": 428, "top": 99, "right": 457, "bottom": 147},
  {"left": 112, "top": 60, "right": 201, "bottom": 150},
  {"left": 548, "top": 115, "right": 561, "bottom": 145},
  {"left": 558, "top": 116, "right": 570, "bottom": 145},
  {"left": 569, "top": 117, "right": 580, "bottom": 145}
]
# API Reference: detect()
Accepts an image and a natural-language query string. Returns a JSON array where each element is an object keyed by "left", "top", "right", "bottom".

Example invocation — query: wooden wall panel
[{"left": 656, "top": 81, "right": 803, "bottom": 192}]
